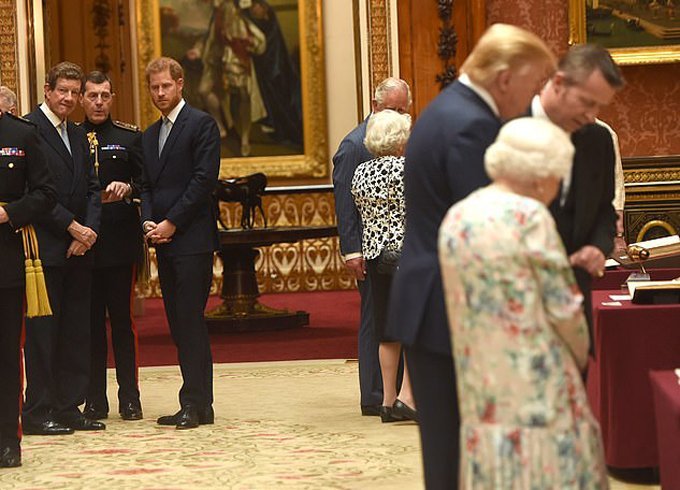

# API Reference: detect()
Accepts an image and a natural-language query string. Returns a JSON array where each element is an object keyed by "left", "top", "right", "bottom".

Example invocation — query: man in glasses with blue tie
[
  {"left": 140, "top": 57, "right": 220, "bottom": 430},
  {"left": 23, "top": 61, "right": 104, "bottom": 435}
]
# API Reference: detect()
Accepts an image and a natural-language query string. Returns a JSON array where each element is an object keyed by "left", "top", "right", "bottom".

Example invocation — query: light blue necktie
[
  {"left": 59, "top": 121, "right": 71, "bottom": 155},
  {"left": 158, "top": 117, "right": 172, "bottom": 156}
]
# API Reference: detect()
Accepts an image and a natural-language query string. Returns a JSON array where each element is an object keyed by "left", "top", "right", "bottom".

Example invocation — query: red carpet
[{"left": 127, "top": 291, "right": 360, "bottom": 366}]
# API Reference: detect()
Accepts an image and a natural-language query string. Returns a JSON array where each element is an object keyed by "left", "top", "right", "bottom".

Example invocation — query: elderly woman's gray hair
[
  {"left": 364, "top": 109, "right": 412, "bottom": 157},
  {"left": 484, "top": 117, "right": 574, "bottom": 184}
]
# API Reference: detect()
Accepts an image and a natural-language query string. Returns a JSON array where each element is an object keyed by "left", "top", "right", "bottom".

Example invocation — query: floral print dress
[{"left": 439, "top": 186, "right": 608, "bottom": 490}]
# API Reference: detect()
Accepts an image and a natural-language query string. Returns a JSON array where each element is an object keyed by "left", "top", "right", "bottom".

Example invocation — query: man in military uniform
[
  {"left": 23, "top": 61, "right": 104, "bottom": 434},
  {"left": 80, "top": 71, "right": 145, "bottom": 421},
  {"left": 0, "top": 108, "right": 57, "bottom": 466}
]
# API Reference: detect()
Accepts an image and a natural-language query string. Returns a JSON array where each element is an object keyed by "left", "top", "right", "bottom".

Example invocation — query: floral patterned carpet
[{"left": 1, "top": 361, "right": 423, "bottom": 489}]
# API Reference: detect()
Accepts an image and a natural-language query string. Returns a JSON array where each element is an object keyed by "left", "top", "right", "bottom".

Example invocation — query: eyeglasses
[{"left": 85, "top": 92, "right": 113, "bottom": 102}]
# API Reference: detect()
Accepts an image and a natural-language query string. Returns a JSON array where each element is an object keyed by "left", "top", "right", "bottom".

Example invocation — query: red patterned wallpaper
[{"left": 487, "top": 0, "right": 680, "bottom": 157}]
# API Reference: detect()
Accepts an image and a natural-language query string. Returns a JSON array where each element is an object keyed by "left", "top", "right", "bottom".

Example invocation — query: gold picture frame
[
  {"left": 135, "top": 0, "right": 328, "bottom": 180},
  {"left": 569, "top": 0, "right": 680, "bottom": 65}
]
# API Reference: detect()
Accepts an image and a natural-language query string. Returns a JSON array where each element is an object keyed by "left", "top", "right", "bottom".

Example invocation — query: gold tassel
[
  {"left": 22, "top": 229, "right": 39, "bottom": 318},
  {"left": 2, "top": 202, "right": 52, "bottom": 317},
  {"left": 27, "top": 226, "right": 52, "bottom": 317}
]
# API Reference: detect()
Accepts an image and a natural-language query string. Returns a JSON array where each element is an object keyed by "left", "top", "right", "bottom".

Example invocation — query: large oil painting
[
  {"left": 570, "top": 0, "right": 680, "bottom": 64},
  {"left": 136, "top": 0, "right": 328, "bottom": 180}
]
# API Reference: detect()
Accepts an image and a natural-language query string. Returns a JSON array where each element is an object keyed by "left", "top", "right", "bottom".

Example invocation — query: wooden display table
[{"left": 205, "top": 226, "right": 338, "bottom": 332}]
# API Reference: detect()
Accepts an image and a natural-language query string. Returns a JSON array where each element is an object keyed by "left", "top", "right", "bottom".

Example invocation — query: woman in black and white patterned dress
[{"left": 351, "top": 109, "right": 416, "bottom": 423}]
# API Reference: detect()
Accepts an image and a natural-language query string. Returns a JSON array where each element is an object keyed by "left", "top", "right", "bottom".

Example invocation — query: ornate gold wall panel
[
  {"left": 0, "top": 0, "right": 18, "bottom": 92},
  {"left": 622, "top": 155, "right": 680, "bottom": 243},
  {"left": 367, "top": 0, "right": 392, "bottom": 93},
  {"left": 137, "top": 190, "right": 354, "bottom": 298}
]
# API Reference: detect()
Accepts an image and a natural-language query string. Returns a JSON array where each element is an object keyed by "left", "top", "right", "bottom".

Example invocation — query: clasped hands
[
  {"left": 144, "top": 219, "right": 176, "bottom": 245},
  {"left": 67, "top": 220, "right": 97, "bottom": 258},
  {"left": 101, "top": 181, "right": 132, "bottom": 203}
]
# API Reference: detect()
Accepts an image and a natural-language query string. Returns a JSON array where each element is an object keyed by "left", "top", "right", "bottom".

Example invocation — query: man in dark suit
[
  {"left": 80, "top": 71, "right": 145, "bottom": 422},
  {"left": 141, "top": 57, "right": 220, "bottom": 430},
  {"left": 332, "top": 77, "right": 411, "bottom": 417},
  {"left": 23, "top": 62, "right": 105, "bottom": 434},
  {"left": 534, "top": 44, "right": 624, "bottom": 347},
  {"left": 0, "top": 108, "right": 56, "bottom": 467},
  {"left": 387, "top": 25, "right": 556, "bottom": 489}
]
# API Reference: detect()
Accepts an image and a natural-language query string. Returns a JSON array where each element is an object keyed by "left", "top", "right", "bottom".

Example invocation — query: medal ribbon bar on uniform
[{"left": 0, "top": 147, "right": 26, "bottom": 156}]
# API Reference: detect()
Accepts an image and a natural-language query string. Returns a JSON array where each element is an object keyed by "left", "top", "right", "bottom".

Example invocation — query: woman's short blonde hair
[
  {"left": 364, "top": 109, "right": 412, "bottom": 157},
  {"left": 485, "top": 117, "right": 575, "bottom": 184}
]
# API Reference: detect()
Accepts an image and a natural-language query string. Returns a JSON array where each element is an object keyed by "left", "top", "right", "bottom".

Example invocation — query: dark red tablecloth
[
  {"left": 592, "top": 268, "right": 680, "bottom": 291},
  {"left": 649, "top": 370, "right": 680, "bottom": 490},
  {"left": 586, "top": 290, "right": 680, "bottom": 467}
]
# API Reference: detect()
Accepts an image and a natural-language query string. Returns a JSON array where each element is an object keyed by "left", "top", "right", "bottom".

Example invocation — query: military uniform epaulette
[
  {"left": 113, "top": 120, "right": 139, "bottom": 132},
  {"left": 5, "top": 112, "right": 37, "bottom": 127}
]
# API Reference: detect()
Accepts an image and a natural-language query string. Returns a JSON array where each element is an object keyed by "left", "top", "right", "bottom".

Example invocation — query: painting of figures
[{"left": 159, "top": 0, "right": 304, "bottom": 159}]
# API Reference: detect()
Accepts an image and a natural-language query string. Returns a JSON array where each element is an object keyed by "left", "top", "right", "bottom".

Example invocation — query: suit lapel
[
  {"left": 67, "top": 122, "right": 83, "bottom": 196},
  {"left": 33, "top": 109, "right": 75, "bottom": 174},
  {"left": 155, "top": 105, "right": 188, "bottom": 184},
  {"left": 145, "top": 118, "right": 163, "bottom": 184}
]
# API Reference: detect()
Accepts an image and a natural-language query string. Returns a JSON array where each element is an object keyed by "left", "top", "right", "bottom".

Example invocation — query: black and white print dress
[{"left": 350, "top": 155, "right": 405, "bottom": 261}]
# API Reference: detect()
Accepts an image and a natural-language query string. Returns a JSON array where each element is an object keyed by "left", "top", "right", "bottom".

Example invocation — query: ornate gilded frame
[
  {"left": 569, "top": 0, "right": 680, "bottom": 65},
  {"left": 135, "top": 0, "right": 328, "bottom": 180}
]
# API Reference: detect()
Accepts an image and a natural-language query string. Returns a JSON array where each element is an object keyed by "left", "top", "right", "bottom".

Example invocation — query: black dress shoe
[
  {"left": 0, "top": 446, "right": 21, "bottom": 468},
  {"left": 119, "top": 402, "right": 143, "bottom": 421},
  {"left": 23, "top": 420, "right": 74, "bottom": 436},
  {"left": 379, "top": 405, "right": 402, "bottom": 423},
  {"left": 83, "top": 403, "right": 108, "bottom": 420},
  {"left": 361, "top": 405, "right": 381, "bottom": 417},
  {"left": 158, "top": 406, "right": 213, "bottom": 426},
  {"left": 392, "top": 399, "right": 418, "bottom": 422},
  {"left": 64, "top": 415, "right": 106, "bottom": 431},
  {"left": 175, "top": 406, "right": 199, "bottom": 430}
]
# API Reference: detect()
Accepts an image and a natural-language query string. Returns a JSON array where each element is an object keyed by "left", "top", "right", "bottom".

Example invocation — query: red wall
[{"left": 487, "top": 0, "right": 680, "bottom": 157}]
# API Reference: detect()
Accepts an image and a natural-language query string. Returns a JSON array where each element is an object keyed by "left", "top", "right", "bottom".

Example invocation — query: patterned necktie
[
  {"left": 59, "top": 121, "right": 72, "bottom": 155},
  {"left": 158, "top": 117, "right": 171, "bottom": 156}
]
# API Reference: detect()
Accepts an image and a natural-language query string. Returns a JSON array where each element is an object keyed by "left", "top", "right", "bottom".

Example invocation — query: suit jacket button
[{"left": 8, "top": 162, "right": 14, "bottom": 168}]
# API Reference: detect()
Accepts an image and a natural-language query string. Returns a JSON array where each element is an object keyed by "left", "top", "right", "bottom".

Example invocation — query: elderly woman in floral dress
[{"left": 439, "top": 117, "right": 608, "bottom": 489}]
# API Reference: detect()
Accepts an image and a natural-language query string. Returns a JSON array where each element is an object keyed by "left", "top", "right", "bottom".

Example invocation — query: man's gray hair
[
  {"left": 0, "top": 85, "right": 18, "bottom": 113},
  {"left": 485, "top": 117, "right": 574, "bottom": 184},
  {"left": 364, "top": 109, "right": 412, "bottom": 157},
  {"left": 374, "top": 77, "right": 412, "bottom": 108}
]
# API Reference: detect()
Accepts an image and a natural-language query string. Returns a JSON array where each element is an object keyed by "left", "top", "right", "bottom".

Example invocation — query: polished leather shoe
[
  {"left": 22, "top": 420, "right": 74, "bottom": 436},
  {"left": 64, "top": 415, "right": 106, "bottom": 431},
  {"left": 119, "top": 402, "right": 143, "bottom": 421},
  {"left": 0, "top": 446, "right": 21, "bottom": 468},
  {"left": 392, "top": 399, "right": 418, "bottom": 422},
  {"left": 379, "top": 405, "right": 402, "bottom": 423},
  {"left": 361, "top": 405, "right": 381, "bottom": 417},
  {"left": 175, "top": 406, "right": 199, "bottom": 430},
  {"left": 157, "top": 406, "right": 213, "bottom": 426},
  {"left": 83, "top": 404, "right": 108, "bottom": 420}
]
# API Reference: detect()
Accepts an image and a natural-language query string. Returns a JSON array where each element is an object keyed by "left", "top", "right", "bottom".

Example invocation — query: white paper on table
[
  {"left": 601, "top": 301, "right": 622, "bottom": 306},
  {"left": 609, "top": 294, "right": 631, "bottom": 301}
]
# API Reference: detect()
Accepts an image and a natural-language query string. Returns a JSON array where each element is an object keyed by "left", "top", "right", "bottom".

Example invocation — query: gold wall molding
[
  {"left": 0, "top": 0, "right": 18, "bottom": 92},
  {"left": 367, "top": 0, "right": 392, "bottom": 93}
]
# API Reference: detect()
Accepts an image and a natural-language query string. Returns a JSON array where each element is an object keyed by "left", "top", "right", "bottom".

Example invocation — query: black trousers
[
  {"left": 87, "top": 264, "right": 140, "bottom": 411},
  {"left": 406, "top": 344, "right": 460, "bottom": 490},
  {"left": 157, "top": 253, "right": 213, "bottom": 409},
  {"left": 356, "top": 274, "right": 383, "bottom": 407},
  {"left": 23, "top": 263, "right": 92, "bottom": 424},
  {"left": 0, "top": 287, "right": 23, "bottom": 448}
]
